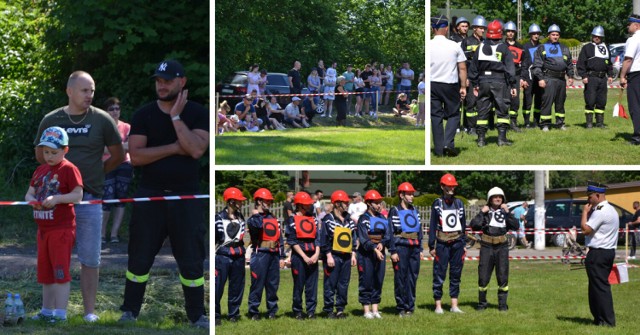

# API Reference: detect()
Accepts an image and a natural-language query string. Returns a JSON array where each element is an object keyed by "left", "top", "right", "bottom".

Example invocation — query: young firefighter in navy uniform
[
  {"left": 577, "top": 26, "right": 614, "bottom": 129},
  {"left": 521, "top": 23, "right": 544, "bottom": 128},
  {"left": 388, "top": 182, "right": 422, "bottom": 317},
  {"left": 429, "top": 173, "right": 467, "bottom": 314},
  {"left": 450, "top": 17, "right": 469, "bottom": 44},
  {"left": 357, "top": 190, "right": 398, "bottom": 319},
  {"left": 320, "top": 190, "right": 357, "bottom": 319},
  {"left": 215, "top": 187, "right": 247, "bottom": 326},
  {"left": 460, "top": 15, "right": 487, "bottom": 135},
  {"left": 247, "top": 188, "right": 286, "bottom": 321},
  {"left": 470, "top": 187, "right": 519, "bottom": 311},
  {"left": 504, "top": 21, "right": 525, "bottom": 132},
  {"left": 469, "top": 20, "right": 518, "bottom": 147},
  {"left": 531, "top": 24, "right": 574, "bottom": 131},
  {"left": 286, "top": 191, "right": 321, "bottom": 320}
]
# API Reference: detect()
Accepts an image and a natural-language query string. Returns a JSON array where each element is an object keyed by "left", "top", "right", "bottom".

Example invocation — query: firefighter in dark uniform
[
  {"left": 532, "top": 24, "right": 574, "bottom": 131},
  {"left": 247, "top": 188, "right": 286, "bottom": 321},
  {"left": 357, "top": 190, "right": 398, "bottom": 319},
  {"left": 577, "top": 26, "right": 614, "bottom": 129},
  {"left": 450, "top": 16, "right": 469, "bottom": 44},
  {"left": 388, "top": 182, "right": 423, "bottom": 317},
  {"left": 429, "top": 173, "right": 467, "bottom": 314},
  {"left": 470, "top": 187, "right": 519, "bottom": 311},
  {"left": 504, "top": 21, "right": 525, "bottom": 132},
  {"left": 469, "top": 20, "right": 518, "bottom": 147},
  {"left": 460, "top": 15, "right": 487, "bottom": 135},
  {"left": 285, "top": 191, "right": 321, "bottom": 320},
  {"left": 320, "top": 190, "right": 357, "bottom": 319},
  {"left": 521, "top": 23, "right": 544, "bottom": 128},
  {"left": 215, "top": 187, "right": 247, "bottom": 325}
]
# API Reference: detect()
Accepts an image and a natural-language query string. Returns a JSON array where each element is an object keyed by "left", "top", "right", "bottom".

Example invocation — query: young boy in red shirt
[{"left": 26, "top": 126, "right": 83, "bottom": 323}]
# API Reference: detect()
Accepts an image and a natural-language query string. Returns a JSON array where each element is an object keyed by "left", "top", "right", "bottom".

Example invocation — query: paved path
[{"left": 0, "top": 241, "right": 210, "bottom": 276}]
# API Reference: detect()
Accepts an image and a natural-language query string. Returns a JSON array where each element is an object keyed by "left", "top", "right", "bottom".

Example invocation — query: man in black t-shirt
[
  {"left": 628, "top": 201, "right": 640, "bottom": 259},
  {"left": 394, "top": 93, "right": 411, "bottom": 116},
  {"left": 360, "top": 64, "right": 373, "bottom": 115},
  {"left": 288, "top": 61, "right": 302, "bottom": 94},
  {"left": 119, "top": 60, "right": 210, "bottom": 329}
]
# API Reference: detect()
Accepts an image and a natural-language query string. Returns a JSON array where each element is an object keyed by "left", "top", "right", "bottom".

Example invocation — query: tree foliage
[
  {"left": 0, "top": 0, "right": 209, "bottom": 189},
  {"left": 432, "top": 0, "right": 633, "bottom": 42},
  {"left": 215, "top": 0, "right": 425, "bottom": 84}
]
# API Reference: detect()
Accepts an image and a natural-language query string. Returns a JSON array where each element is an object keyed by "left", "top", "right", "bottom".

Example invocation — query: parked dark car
[
  {"left": 215, "top": 71, "right": 310, "bottom": 108},
  {"left": 509, "top": 199, "right": 632, "bottom": 247}
]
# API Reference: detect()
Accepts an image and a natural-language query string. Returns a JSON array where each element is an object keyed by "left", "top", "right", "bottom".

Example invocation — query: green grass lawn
[
  {"left": 215, "top": 106, "right": 425, "bottom": 165},
  {"left": 431, "top": 88, "right": 637, "bottom": 165},
  {"left": 0, "top": 269, "right": 209, "bottom": 334},
  {"left": 217, "top": 260, "right": 639, "bottom": 335}
]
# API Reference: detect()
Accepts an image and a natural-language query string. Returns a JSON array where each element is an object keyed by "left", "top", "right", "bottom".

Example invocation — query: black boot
[
  {"left": 498, "top": 127, "right": 512, "bottom": 146},
  {"left": 477, "top": 129, "right": 486, "bottom": 147},
  {"left": 586, "top": 114, "right": 593, "bottom": 129},
  {"left": 596, "top": 113, "right": 605, "bottom": 128},
  {"left": 523, "top": 115, "right": 531, "bottom": 128},
  {"left": 498, "top": 291, "right": 508, "bottom": 311},
  {"left": 477, "top": 290, "right": 488, "bottom": 311},
  {"left": 510, "top": 118, "right": 522, "bottom": 132}
]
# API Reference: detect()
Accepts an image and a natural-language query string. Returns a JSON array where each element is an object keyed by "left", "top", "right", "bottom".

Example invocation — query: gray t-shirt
[{"left": 35, "top": 106, "right": 121, "bottom": 197}]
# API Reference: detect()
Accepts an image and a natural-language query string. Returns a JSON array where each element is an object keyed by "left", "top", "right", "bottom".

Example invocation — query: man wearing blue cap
[
  {"left": 119, "top": 60, "right": 210, "bottom": 328},
  {"left": 620, "top": 14, "right": 640, "bottom": 145},
  {"left": 581, "top": 182, "right": 618, "bottom": 327}
]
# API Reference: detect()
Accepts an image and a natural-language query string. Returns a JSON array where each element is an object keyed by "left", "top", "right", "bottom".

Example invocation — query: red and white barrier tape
[
  {"left": 421, "top": 255, "right": 586, "bottom": 261},
  {"left": 566, "top": 85, "right": 623, "bottom": 89},
  {"left": 216, "top": 89, "right": 417, "bottom": 99},
  {"left": 0, "top": 194, "right": 209, "bottom": 206}
]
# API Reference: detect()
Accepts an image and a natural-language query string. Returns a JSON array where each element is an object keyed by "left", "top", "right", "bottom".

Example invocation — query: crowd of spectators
[{"left": 217, "top": 60, "right": 424, "bottom": 134}]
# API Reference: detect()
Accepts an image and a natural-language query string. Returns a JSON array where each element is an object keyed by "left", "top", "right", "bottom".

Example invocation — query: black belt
[
  {"left": 544, "top": 69, "right": 565, "bottom": 79},
  {"left": 588, "top": 71, "right": 607, "bottom": 78}
]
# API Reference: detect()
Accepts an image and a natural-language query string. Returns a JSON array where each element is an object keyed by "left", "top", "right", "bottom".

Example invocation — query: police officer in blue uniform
[
  {"left": 532, "top": 24, "right": 574, "bottom": 131},
  {"left": 469, "top": 20, "right": 518, "bottom": 147},
  {"left": 429, "top": 174, "right": 467, "bottom": 314},
  {"left": 357, "top": 190, "right": 398, "bottom": 319},
  {"left": 388, "top": 182, "right": 423, "bottom": 317},
  {"left": 286, "top": 191, "right": 321, "bottom": 320},
  {"left": 470, "top": 187, "right": 519, "bottom": 311},
  {"left": 215, "top": 187, "right": 248, "bottom": 325},
  {"left": 521, "top": 23, "right": 544, "bottom": 128},
  {"left": 577, "top": 26, "right": 614, "bottom": 128},
  {"left": 460, "top": 15, "right": 487, "bottom": 135},
  {"left": 247, "top": 188, "right": 286, "bottom": 321},
  {"left": 581, "top": 182, "right": 619, "bottom": 327},
  {"left": 320, "top": 190, "right": 357, "bottom": 319}
]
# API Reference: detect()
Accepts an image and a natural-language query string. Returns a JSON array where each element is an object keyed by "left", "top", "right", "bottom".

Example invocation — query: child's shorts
[{"left": 37, "top": 228, "right": 75, "bottom": 284}]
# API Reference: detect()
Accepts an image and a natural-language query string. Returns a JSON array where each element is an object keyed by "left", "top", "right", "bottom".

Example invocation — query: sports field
[
  {"left": 216, "top": 111, "right": 426, "bottom": 165},
  {"left": 217, "top": 256, "right": 639, "bottom": 335},
  {"left": 431, "top": 88, "right": 637, "bottom": 165}
]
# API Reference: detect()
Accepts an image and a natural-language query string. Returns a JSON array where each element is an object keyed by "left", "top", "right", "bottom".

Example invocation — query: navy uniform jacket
[
  {"left": 388, "top": 205, "right": 423, "bottom": 252},
  {"left": 357, "top": 212, "right": 396, "bottom": 254},
  {"left": 247, "top": 212, "right": 285, "bottom": 259},
  {"left": 461, "top": 35, "right": 484, "bottom": 63},
  {"left": 320, "top": 212, "right": 357, "bottom": 256},
  {"left": 428, "top": 197, "right": 467, "bottom": 251},
  {"left": 521, "top": 40, "right": 542, "bottom": 82},
  {"left": 285, "top": 214, "right": 321, "bottom": 253},
  {"left": 215, "top": 208, "right": 246, "bottom": 257}
]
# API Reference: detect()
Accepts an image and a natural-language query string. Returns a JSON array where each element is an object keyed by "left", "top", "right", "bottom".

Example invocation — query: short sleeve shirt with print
[
  {"left": 30, "top": 159, "right": 83, "bottom": 232},
  {"left": 35, "top": 107, "right": 121, "bottom": 197}
]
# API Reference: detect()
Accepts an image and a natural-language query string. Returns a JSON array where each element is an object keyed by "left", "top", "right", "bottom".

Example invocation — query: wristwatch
[{"left": 171, "top": 114, "right": 181, "bottom": 121}]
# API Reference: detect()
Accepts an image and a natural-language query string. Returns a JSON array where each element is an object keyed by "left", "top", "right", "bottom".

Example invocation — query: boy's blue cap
[{"left": 38, "top": 126, "right": 69, "bottom": 149}]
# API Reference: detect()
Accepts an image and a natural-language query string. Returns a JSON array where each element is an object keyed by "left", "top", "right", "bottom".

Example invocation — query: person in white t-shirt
[{"left": 348, "top": 192, "right": 367, "bottom": 224}]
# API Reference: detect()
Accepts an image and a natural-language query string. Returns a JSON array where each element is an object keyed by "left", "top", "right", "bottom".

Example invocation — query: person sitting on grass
[
  {"left": 393, "top": 93, "right": 411, "bottom": 117},
  {"left": 266, "top": 96, "right": 286, "bottom": 125},
  {"left": 26, "top": 127, "right": 83, "bottom": 324},
  {"left": 255, "top": 98, "right": 286, "bottom": 130},
  {"left": 218, "top": 101, "right": 239, "bottom": 134},
  {"left": 301, "top": 96, "right": 319, "bottom": 126},
  {"left": 284, "top": 97, "right": 310, "bottom": 128}
]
